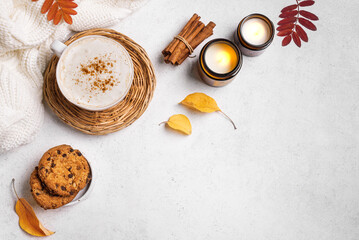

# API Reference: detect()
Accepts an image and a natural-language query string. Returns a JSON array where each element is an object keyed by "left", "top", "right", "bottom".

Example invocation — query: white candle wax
[
  {"left": 241, "top": 18, "right": 271, "bottom": 46},
  {"left": 204, "top": 42, "right": 238, "bottom": 74}
]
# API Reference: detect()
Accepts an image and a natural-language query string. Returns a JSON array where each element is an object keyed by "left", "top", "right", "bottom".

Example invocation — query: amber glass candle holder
[
  {"left": 234, "top": 13, "right": 274, "bottom": 57},
  {"left": 198, "top": 39, "right": 243, "bottom": 87}
]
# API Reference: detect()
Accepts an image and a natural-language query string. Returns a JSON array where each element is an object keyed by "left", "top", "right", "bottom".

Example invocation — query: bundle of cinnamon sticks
[{"left": 162, "top": 14, "right": 216, "bottom": 65}]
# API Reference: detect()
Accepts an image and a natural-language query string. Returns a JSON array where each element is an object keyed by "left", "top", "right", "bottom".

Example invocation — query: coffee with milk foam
[{"left": 58, "top": 36, "right": 133, "bottom": 110}]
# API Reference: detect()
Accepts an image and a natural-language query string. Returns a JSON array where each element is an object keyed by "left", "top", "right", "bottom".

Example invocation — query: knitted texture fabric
[{"left": 0, "top": 0, "right": 147, "bottom": 154}]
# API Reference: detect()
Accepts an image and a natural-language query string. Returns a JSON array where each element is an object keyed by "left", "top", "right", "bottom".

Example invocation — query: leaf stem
[
  {"left": 291, "top": 0, "right": 300, "bottom": 38},
  {"left": 218, "top": 111, "right": 237, "bottom": 130},
  {"left": 12, "top": 178, "right": 20, "bottom": 200},
  {"left": 158, "top": 121, "right": 167, "bottom": 126}
]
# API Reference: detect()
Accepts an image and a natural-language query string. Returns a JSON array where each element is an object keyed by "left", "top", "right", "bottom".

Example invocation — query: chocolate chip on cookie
[
  {"left": 38, "top": 145, "right": 90, "bottom": 197},
  {"left": 30, "top": 168, "right": 77, "bottom": 210}
]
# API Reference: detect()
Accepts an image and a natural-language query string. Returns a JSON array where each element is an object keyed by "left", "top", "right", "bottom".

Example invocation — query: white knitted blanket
[{"left": 0, "top": 0, "right": 147, "bottom": 154}]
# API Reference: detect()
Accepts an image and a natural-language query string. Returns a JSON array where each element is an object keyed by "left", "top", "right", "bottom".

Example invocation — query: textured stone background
[{"left": 1, "top": 0, "right": 358, "bottom": 239}]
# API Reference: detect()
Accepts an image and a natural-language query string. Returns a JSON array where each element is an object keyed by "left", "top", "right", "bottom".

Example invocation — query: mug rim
[
  {"left": 55, "top": 35, "right": 134, "bottom": 112},
  {"left": 64, "top": 149, "right": 94, "bottom": 207}
]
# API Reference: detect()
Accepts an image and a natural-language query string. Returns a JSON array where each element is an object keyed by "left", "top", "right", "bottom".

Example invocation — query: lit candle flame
[
  {"left": 204, "top": 42, "right": 238, "bottom": 74},
  {"left": 250, "top": 22, "right": 264, "bottom": 38},
  {"left": 216, "top": 51, "right": 231, "bottom": 66},
  {"left": 241, "top": 18, "right": 270, "bottom": 45}
]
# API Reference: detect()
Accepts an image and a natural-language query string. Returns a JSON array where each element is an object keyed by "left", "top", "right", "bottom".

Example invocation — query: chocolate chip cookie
[
  {"left": 38, "top": 145, "right": 91, "bottom": 197},
  {"left": 30, "top": 168, "right": 76, "bottom": 209}
]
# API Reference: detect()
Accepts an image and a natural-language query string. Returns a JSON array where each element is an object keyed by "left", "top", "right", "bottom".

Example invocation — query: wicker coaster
[{"left": 43, "top": 28, "right": 156, "bottom": 135}]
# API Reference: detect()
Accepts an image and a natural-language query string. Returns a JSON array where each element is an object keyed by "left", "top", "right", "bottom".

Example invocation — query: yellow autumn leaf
[
  {"left": 180, "top": 92, "right": 237, "bottom": 130},
  {"left": 180, "top": 92, "right": 220, "bottom": 113},
  {"left": 161, "top": 114, "right": 192, "bottom": 135},
  {"left": 12, "top": 179, "right": 54, "bottom": 237}
]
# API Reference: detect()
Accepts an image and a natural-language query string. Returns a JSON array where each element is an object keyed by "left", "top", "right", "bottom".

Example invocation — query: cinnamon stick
[
  {"left": 162, "top": 14, "right": 200, "bottom": 58},
  {"left": 163, "top": 14, "right": 198, "bottom": 55},
  {"left": 164, "top": 16, "right": 200, "bottom": 62},
  {"left": 168, "top": 21, "right": 205, "bottom": 64},
  {"left": 177, "top": 21, "right": 216, "bottom": 65},
  {"left": 162, "top": 14, "right": 216, "bottom": 65}
]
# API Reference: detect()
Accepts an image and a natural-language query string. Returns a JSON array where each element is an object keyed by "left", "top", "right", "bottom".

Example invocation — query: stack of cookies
[{"left": 30, "top": 145, "right": 91, "bottom": 210}]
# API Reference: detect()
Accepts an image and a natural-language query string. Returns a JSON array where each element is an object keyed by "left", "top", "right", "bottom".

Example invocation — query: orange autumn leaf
[
  {"left": 53, "top": 10, "right": 63, "bottom": 25},
  {"left": 47, "top": 2, "right": 58, "bottom": 21},
  {"left": 12, "top": 179, "right": 54, "bottom": 237},
  {"left": 32, "top": 0, "right": 76, "bottom": 25},
  {"left": 62, "top": 12, "right": 73, "bottom": 24},
  {"left": 61, "top": 8, "right": 77, "bottom": 15},
  {"left": 41, "top": 0, "right": 54, "bottom": 14},
  {"left": 57, "top": 0, "right": 78, "bottom": 8}
]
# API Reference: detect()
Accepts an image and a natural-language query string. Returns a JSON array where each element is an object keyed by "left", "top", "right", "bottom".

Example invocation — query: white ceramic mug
[{"left": 50, "top": 35, "right": 134, "bottom": 111}]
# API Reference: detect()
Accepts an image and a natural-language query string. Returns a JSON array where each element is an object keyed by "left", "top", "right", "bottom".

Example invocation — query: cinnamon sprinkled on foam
[
  {"left": 78, "top": 55, "right": 119, "bottom": 94},
  {"left": 58, "top": 36, "right": 133, "bottom": 110}
]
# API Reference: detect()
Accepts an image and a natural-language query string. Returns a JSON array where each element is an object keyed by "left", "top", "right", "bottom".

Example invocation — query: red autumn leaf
[
  {"left": 279, "top": 11, "right": 298, "bottom": 18},
  {"left": 282, "top": 35, "right": 292, "bottom": 46},
  {"left": 61, "top": 8, "right": 77, "bottom": 15},
  {"left": 292, "top": 32, "right": 301, "bottom": 47},
  {"left": 277, "top": 23, "right": 295, "bottom": 31},
  {"left": 277, "top": 29, "right": 293, "bottom": 36},
  {"left": 281, "top": 4, "right": 298, "bottom": 13},
  {"left": 295, "top": 25, "right": 308, "bottom": 42},
  {"left": 298, "top": 17, "right": 317, "bottom": 31},
  {"left": 277, "top": 0, "right": 317, "bottom": 47},
  {"left": 57, "top": 0, "right": 78, "bottom": 8},
  {"left": 47, "top": 2, "right": 58, "bottom": 21},
  {"left": 41, "top": 0, "right": 53, "bottom": 14},
  {"left": 299, "top": 10, "right": 319, "bottom": 20},
  {"left": 278, "top": 17, "right": 296, "bottom": 25},
  {"left": 299, "top": 0, "right": 315, "bottom": 7}
]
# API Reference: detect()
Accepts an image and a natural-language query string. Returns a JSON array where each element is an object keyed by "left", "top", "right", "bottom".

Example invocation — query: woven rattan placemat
[{"left": 43, "top": 28, "right": 156, "bottom": 135}]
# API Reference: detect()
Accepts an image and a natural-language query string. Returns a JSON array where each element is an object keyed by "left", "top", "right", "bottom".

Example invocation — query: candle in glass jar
[
  {"left": 204, "top": 42, "right": 238, "bottom": 74},
  {"left": 241, "top": 18, "right": 271, "bottom": 46},
  {"left": 234, "top": 14, "right": 274, "bottom": 57},
  {"left": 198, "top": 39, "right": 242, "bottom": 87}
]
